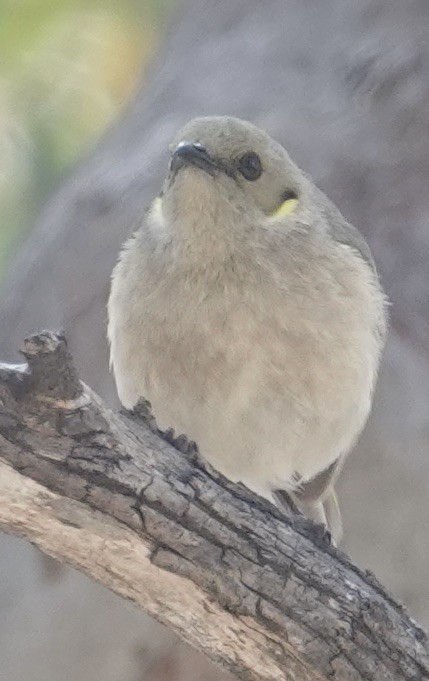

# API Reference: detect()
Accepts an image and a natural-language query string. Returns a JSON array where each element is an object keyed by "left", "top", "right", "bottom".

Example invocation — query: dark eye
[{"left": 237, "top": 152, "right": 263, "bottom": 181}]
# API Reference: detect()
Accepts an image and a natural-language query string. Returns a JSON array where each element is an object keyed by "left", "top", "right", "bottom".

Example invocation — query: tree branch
[{"left": 0, "top": 332, "right": 427, "bottom": 681}]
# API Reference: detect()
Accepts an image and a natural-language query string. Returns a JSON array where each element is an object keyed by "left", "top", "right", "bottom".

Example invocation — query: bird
[{"left": 108, "top": 116, "right": 387, "bottom": 543}]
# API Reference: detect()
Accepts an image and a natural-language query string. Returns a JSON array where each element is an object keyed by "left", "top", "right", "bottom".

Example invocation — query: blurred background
[
  {"left": 0, "top": 1, "right": 428, "bottom": 680},
  {"left": 0, "top": 0, "right": 168, "bottom": 281}
]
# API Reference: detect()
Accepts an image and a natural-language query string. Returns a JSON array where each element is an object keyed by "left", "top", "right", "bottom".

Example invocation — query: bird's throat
[{"left": 165, "top": 169, "right": 242, "bottom": 263}]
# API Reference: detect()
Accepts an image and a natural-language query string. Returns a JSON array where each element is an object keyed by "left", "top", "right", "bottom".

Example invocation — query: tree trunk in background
[{"left": 1, "top": 1, "right": 429, "bottom": 680}]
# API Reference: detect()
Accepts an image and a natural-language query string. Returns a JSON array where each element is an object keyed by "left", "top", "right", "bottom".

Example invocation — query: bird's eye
[{"left": 237, "top": 152, "right": 263, "bottom": 181}]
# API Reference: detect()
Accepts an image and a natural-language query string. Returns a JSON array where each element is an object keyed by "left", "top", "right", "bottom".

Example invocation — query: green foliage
[{"left": 0, "top": 0, "right": 170, "bottom": 281}]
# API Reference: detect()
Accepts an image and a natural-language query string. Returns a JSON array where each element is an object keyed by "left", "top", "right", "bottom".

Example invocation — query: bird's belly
[
  {"left": 148, "top": 375, "right": 370, "bottom": 498},
  {"left": 121, "top": 307, "right": 374, "bottom": 498}
]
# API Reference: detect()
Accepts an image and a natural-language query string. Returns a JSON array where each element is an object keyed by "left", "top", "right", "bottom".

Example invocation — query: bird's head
[{"left": 151, "top": 116, "right": 316, "bottom": 237}]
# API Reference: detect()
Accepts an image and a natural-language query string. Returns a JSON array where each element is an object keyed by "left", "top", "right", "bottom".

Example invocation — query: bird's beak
[{"left": 170, "top": 141, "right": 218, "bottom": 176}]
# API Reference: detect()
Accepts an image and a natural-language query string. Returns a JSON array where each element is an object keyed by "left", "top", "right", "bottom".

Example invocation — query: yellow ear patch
[{"left": 270, "top": 197, "right": 298, "bottom": 219}]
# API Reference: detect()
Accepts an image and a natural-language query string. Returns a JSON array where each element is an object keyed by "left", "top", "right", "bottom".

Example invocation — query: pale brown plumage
[{"left": 108, "top": 116, "right": 388, "bottom": 542}]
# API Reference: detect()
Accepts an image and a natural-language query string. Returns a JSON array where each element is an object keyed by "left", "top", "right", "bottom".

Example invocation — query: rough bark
[{"left": 0, "top": 331, "right": 428, "bottom": 681}]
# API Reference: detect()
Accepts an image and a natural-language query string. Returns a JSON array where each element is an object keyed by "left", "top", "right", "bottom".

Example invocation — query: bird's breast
[{"left": 109, "top": 234, "right": 385, "bottom": 492}]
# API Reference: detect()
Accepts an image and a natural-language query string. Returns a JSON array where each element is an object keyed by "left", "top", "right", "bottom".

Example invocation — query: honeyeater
[{"left": 108, "top": 116, "right": 388, "bottom": 542}]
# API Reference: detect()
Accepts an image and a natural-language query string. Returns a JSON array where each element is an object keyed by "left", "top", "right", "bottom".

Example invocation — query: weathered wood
[{"left": 0, "top": 332, "right": 427, "bottom": 681}]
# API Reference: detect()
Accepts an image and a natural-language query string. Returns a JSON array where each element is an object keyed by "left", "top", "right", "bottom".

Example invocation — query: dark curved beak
[{"left": 170, "top": 142, "right": 218, "bottom": 175}]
